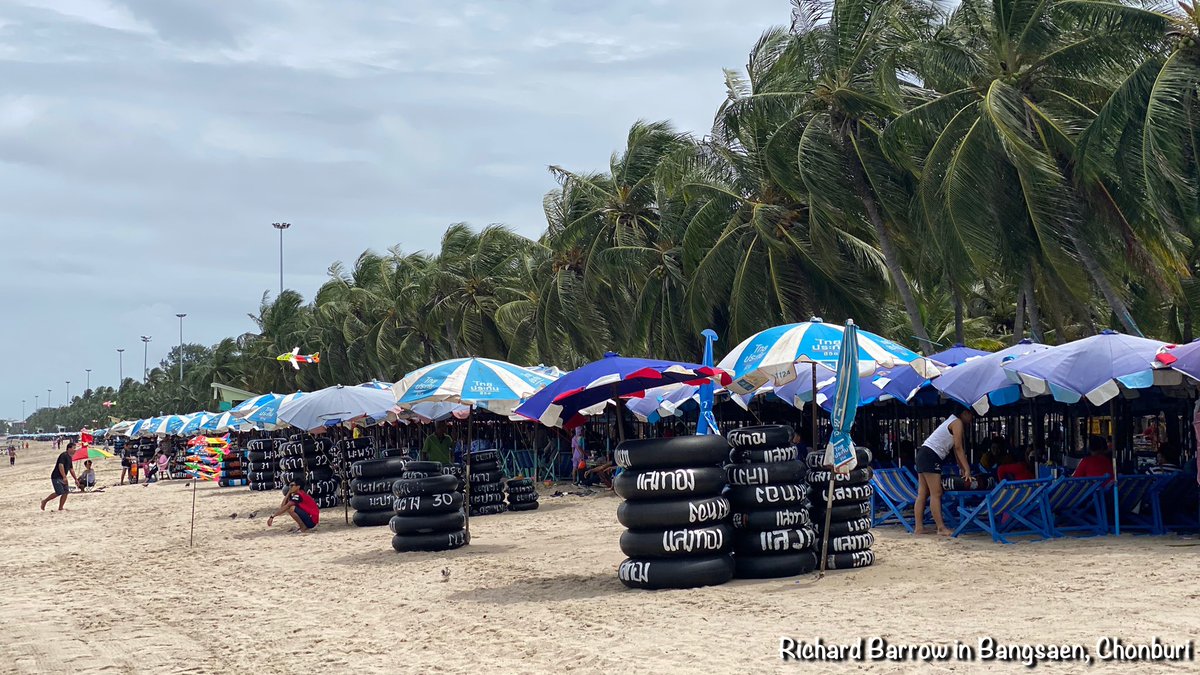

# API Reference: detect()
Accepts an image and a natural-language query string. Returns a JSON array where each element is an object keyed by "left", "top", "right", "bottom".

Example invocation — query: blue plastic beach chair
[
  {"left": 952, "top": 478, "right": 1054, "bottom": 544},
  {"left": 1111, "top": 474, "right": 1175, "bottom": 535},
  {"left": 1042, "top": 476, "right": 1108, "bottom": 537},
  {"left": 871, "top": 467, "right": 921, "bottom": 532}
]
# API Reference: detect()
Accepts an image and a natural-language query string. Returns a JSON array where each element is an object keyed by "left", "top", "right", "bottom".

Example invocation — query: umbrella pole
[
  {"left": 465, "top": 407, "right": 473, "bottom": 537},
  {"left": 1110, "top": 399, "right": 1120, "bottom": 536},
  {"left": 810, "top": 362, "right": 818, "bottom": 453}
]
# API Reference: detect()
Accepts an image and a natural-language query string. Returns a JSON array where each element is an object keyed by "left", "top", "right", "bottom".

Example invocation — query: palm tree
[{"left": 889, "top": 0, "right": 1173, "bottom": 336}]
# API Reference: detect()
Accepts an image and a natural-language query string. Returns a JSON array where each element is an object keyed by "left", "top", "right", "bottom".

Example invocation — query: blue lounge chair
[
  {"left": 952, "top": 478, "right": 1054, "bottom": 544},
  {"left": 871, "top": 467, "right": 921, "bottom": 532},
  {"left": 1042, "top": 476, "right": 1108, "bottom": 537},
  {"left": 510, "top": 449, "right": 537, "bottom": 478},
  {"left": 1111, "top": 474, "right": 1176, "bottom": 535}
]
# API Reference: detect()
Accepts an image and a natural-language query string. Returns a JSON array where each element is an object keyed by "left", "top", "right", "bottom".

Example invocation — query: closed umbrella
[{"left": 818, "top": 320, "right": 861, "bottom": 577}]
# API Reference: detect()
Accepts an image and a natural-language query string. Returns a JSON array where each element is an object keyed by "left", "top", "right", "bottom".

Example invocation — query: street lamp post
[
  {"left": 141, "top": 336, "right": 152, "bottom": 383},
  {"left": 22, "top": 399, "right": 25, "bottom": 420},
  {"left": 65, "top": 381, "right": 70, "bottom": 403},
  {"left": 47, "top": 389, "right": 51, "bottom": 408},
  {"left": 35, "top": 395, "right": 38, "bottom": 410},
  {"left": 176, "top": 313, "right": 187, "bottom": 381},
  {"left": 85, "top": 369, "right": 91, "bottom": 393},
  {"left": 117, "top": 348, "right": 125, "bottom": 388},
  {"left": 272, "top": 222, "right": 291, "bottom": 296}
]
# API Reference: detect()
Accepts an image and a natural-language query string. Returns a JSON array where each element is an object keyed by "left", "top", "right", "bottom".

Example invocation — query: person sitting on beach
[
  {"left": 584, "top": 453, "right": 616, "bottom": 489},
  {"left": 995, "top": 452, "right": 1034, "bottom": 482},
  {"left": 979, "top": 437, "right": 1007, "bottom": 474},
  {"left": 145, "top": 453, "right": 160, "bottom": 483},
  {"left": 268, "top": 479, "right": 319, "bottom": 533},
  {"left": 40, "top": 441, "right": 79, "bottom": 511},
  {"left": 913, "top": 408, "right": 974, "bottom": 536},
  {"left": 156, "top": 449, "right": 170, "bottom": 481},
  {"left": 1073, "top": 436, "right": 1115, "bottom": 479},
  {"left": 1147, "top": 444, "right": 1182, "bottom": 475},
  {"left": 78, "top": 460, "right": 96, "bottom": 491}
]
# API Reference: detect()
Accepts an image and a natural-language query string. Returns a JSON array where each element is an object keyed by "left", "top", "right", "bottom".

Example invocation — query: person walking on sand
[
  {"left": 41, "top": 441, "right": 79, "bottom": 511},
  {"left": 913, "top": 409, "right": 974, "bottom": 536},
  {"left": 267, "top": 479, "right": 319, "bottom": 533},
  {"left": 8, "top": 444, "right": 15, "bottom": 466}
]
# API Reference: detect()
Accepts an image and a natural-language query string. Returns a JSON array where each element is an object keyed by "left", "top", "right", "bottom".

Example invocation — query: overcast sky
[{"left": 0, "top": 0, "right": 789, "bottom": 421}]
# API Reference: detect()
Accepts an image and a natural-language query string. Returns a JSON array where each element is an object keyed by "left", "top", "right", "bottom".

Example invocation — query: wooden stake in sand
[{"left": 189, "top": 474, "right": 198, "bottom": 547}]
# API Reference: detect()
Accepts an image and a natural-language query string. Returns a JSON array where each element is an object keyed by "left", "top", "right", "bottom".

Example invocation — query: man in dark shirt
[{"left": 41, "top": 441, "right": 79, "bottom": 511}]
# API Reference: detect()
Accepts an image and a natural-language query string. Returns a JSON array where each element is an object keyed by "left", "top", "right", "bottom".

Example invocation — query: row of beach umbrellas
[{"left": 98, "top": 321, "right": 1200, "bottom": 441}]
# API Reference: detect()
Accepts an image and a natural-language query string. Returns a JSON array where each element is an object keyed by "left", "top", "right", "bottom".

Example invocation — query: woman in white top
[{"left": 914, "top": 409, "right": 974, "bottom": 536}]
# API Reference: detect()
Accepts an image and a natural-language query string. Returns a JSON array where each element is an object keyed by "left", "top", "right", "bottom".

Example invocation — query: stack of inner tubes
[
  {"left": 218, "top": 445, "right": 247, "bottom": 487},
  {"left": 726, "top": 425, "right": 816, "bottom": 579},
  {"left": 390, "top": 462, "right": 469, "bottom": 552},
  {"left": 334, "top": 437, "right": 376, "bottom": 513},
  {"left": 349, "top": 455, "right": 407, "bottom": 526},
  {"left": 613, "top": 435, "right": 733, "bottom": 590},
  {"left": 278, "top": 436, "right": 339, "bottom": 508},
  {"left": 505, "top": 477, "right": 539, "bottom": 511},
  {"left": 246, "top": 438, "right": 283, "bottom": 491},
  {"left": 467, "top": 449, "right": 507, "bottom": 517},
  {"left": 807, "top": 446, "right": 876, "bottom": 570}
]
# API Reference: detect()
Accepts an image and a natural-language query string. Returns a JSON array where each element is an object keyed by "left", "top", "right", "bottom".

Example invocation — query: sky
[{"left": 0, "top": 0, "right": 791, "bottom": 421}]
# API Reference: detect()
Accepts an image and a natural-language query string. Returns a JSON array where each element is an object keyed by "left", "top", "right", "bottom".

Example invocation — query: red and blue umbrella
[{"left": 514, "top": 352, "right": 730, "bottom": 430}]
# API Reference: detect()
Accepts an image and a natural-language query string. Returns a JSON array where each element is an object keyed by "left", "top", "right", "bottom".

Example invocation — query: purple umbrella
[
  {"left": 1002, "top": 331, "right": 1169, "bottom": 406},
  {"left": 933, "top": 340, "right": 1049, "bottom": 413},
  {"left": 872, "top": 344, "right": 988, "bottom": 403},
  {"left": 1152, "top": 340, "right": 1200, "bottom": 381},
  {"left": 513, "top": 353, "right": 730, "bottom": 434}
]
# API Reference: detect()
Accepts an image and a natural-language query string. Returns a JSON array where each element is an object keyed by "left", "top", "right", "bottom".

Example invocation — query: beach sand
[{"left": 1, "top": 440, "right": 1197, "bottom": 674}]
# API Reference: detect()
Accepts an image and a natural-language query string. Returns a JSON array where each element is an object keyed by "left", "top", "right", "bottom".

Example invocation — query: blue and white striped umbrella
[
  {"left": 394, "top": 357, "right": 555, "bottom": 415},
  {"left": 180, "top": 413, "right": 214, "bottom": 436},
  {"left": 244, "top": 392, "right": 305, "bottom": 427},
  {"left": 148, "top": 414, "right": 191, "bottom": 436},
  {"left": 201, "top": 412, "right": 252, "bottom": 433},
  {"left": 718, "top": 319, "right": 938, "bottom": 395},
  {"left": 230, "top": 393, "right": 279, "bottom": 418},
  {"left": 359, "top": 380, "right": 392, "bottom": 390}
]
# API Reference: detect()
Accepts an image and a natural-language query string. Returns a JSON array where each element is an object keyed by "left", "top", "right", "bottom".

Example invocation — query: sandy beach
[{"left": 1, "top": 440, "right": 1197, "bottom": 674}]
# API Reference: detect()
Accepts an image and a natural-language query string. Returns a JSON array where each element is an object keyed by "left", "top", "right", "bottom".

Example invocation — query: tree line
[{"left": 22, "top": 0, "right": 1200, "bottom": 431}]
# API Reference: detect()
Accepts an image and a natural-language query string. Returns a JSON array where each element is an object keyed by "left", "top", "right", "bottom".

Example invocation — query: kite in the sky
[{"left": 276, "top": 348, "right": 320, "bottom": 370}]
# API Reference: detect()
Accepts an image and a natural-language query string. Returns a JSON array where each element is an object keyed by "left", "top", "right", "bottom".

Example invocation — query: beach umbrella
[
  {"left": 697, "top": 330, "right": 719, "bottom": 434},
  {"left": 1003, "top": 331, "right": 1177, "bottom": 537},
  {"left": 394, "top": 357, "right": 558, "bottom": 537},
  {"left": 870, "top": 344, "right": 988, "bottom": 403},
  {"left": 932, "top": 340, "right": 1050, "bottom": 413},
  {"left": 514, "top": 352, "right": 730, "bottom": 433},
  {"left": 817, "top": 320, "right": 861, "bottom": 577},
  {"left": 72, "top": 445, "right": 114, "bottom": 461},
  {"left": 150, "top": 414, "right": 192, "bottom": 437},
  {"left": 718, "top": 319, "right": 938, "bottom": 396},
  {"left": 1002, "top": 331, "right": 1172, "bottom": 406},
  {"left": 276, "top": 385, "right": 396, "bottom": 432},
  {"left": 180, "top": 413, "right": 214, "bottom": 436},
  {"left": 393, "top": 357, "right": 555, "bottom": 417},
  {"left": 230, "top": 393, "right": 278, "bottom": 418},
  {"left": 528, "top": 364, "right": 567, "bottom": 380},
  {"left": 244, "top": 392, "right": 305, "bottom": 428},
  {"left": 1152, "top": 340, "right": 1200, "bottom": 381},
  {"left": 201, "top": 412, "right": 251, "bottom": 433},
  {"left": 359, "top": 380, "right": 392, "bottom": 390}
]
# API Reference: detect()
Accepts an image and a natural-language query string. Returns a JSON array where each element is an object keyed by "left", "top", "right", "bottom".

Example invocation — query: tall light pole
[
  {"left": 34, "top": 395, "right": 39, "bottom": 411},
  {"left": 141, "top": 336, "right": 152, "bottom": 383},
  {"left": 85, "top": 369, "right": 91, "bottom": 393},
  {"left": 176, "top": 313, "right": 187, "bottom": 381},
  {"left": 65, "top": 381, "right": 70, "bottom": 403},
  {"left": 47, "top": 388, "right": 51, "bottom": 408},
  {"left": 22, "top": 399, "right": 25, "bottom": 420},
  {"left": 117, "top": 348, "right": 125, "bottom": 388},
  {"left": 272, "top": 222, "right": 291, "bottom": 296}
]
